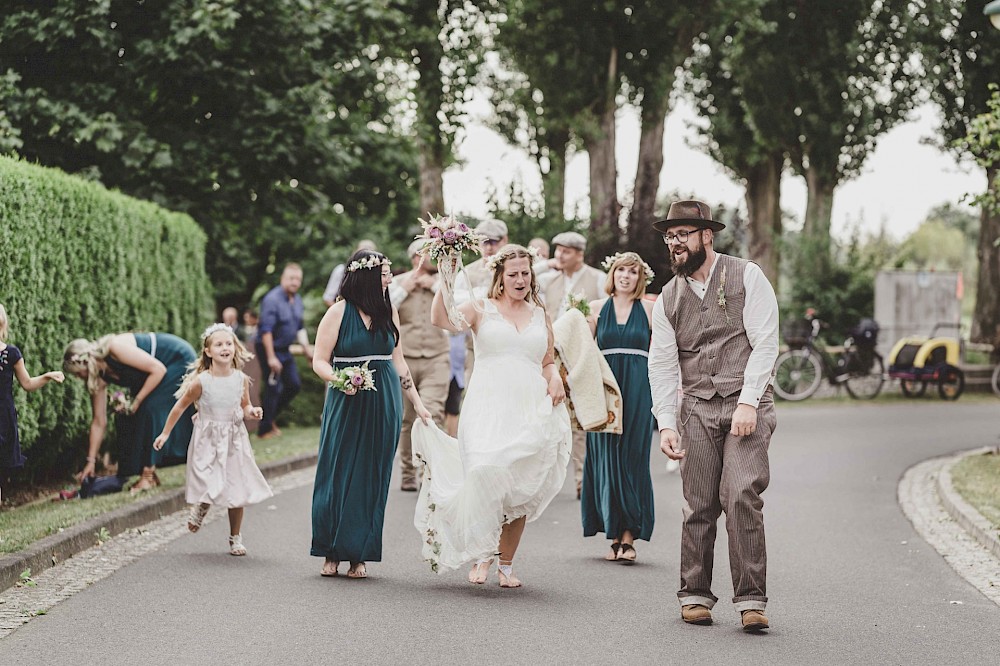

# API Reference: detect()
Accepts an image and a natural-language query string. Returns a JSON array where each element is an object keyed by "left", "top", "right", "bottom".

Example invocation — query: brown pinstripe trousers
[{"left": 677, "top": 388, "right": 776, "bottom": 612}]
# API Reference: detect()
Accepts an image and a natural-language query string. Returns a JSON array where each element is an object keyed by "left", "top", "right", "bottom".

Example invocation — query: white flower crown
[
  {"left": 202, "top": 322, "right": 232, "bottom": 340},
  {"left": 485, "top": 245, "right": 539, "bottom": 273},
  {"left": 348, "top": 255, "right": 391, "bottom": 272},
  {"left": 601, "top": 251, "right": 655, "bottom": 285}
]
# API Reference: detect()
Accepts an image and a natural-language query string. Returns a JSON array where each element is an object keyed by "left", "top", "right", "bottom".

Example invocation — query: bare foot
[
  {"left": 347, "top": 562, "right": 367, "bottom": 579},
  {"left": 468, "top": 559, "right": 492, "bottom": 584},
  {"left": 605, "top": 542, "right": 621, "bottom": 561},
  {"left": 498, "top": 562, "right": 521, "bottom": 588},
  {"left": 321, "top": 559, "right": 339, "bottom": 577}
]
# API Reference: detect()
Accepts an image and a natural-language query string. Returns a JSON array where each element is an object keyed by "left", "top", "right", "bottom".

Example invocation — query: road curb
[
  {"left": 935, "top": 447, "right": 1000, "bottom": 561},
  {"left": 0, "top": 452, "right": 317, "bottom": 593}
]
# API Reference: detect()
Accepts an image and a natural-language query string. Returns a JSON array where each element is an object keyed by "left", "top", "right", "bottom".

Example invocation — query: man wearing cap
[
  {"left": 647, "top": 200, "right": 778, "bottom": 632},
  {"left": 388, "top": 240, "right": 450, "bottom": 491},
  {"left": 535, "top": 230, "right": 606, "bottom": 498},
  {"left": 454, "top": 218, "right": 509, "bottom": 386}
]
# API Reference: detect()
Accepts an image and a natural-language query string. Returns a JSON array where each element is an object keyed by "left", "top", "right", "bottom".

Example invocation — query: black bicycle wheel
[
  {"left": 773, "top": 349, "right": 823, "bottom": 401},
  {"left": 937, "top": 365, "right": 965, "bottom": 401},
  {"left": 845, "top": 354, "right": 885, "bottom": 400},
  {"left": 900, "top": 378, "right": 927, "bottom": 397}
]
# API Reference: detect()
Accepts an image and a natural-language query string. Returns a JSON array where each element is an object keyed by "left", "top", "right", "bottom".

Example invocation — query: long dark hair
[{"left": 338, "top": 250, "right": 399, "bottom": 344}]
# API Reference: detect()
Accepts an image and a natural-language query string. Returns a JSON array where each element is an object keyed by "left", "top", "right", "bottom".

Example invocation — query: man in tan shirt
[
  {"left": 455, "top": 218, "right": 509, "bottom": 385},
  {"left": 389, "top": 240, "right": 451, "bottom": 491},
  {"left": 535, "top": 230, "right": 606, "bottom": 497}
]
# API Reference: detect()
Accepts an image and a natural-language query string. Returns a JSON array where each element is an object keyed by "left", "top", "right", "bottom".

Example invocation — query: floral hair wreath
[
  {"left": 601, "top": 252, "right": 655, "bottom": 285},
  {"left": 348, "top": 255, "right": 392, "bottom": 272},
  {"left": 485, "top": 245, "right": 539, "bottom": 273},
  {"left": 69, "top": 352, "right": 90, "bottom": 364},
  {"left": 201, "top": 322, "right": 232, "bottom": 341}
]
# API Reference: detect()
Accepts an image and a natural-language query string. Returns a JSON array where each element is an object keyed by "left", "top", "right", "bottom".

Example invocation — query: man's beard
[{"left": 670, "top": 243, "right": 707, "bottom": 278}]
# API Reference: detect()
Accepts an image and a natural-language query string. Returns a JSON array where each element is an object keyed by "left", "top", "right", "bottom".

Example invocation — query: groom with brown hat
[{"left": 647, "top": 200, "right": 779, "bottom": 632}]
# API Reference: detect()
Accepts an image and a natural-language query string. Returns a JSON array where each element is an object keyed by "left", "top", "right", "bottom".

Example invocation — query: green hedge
[{"left": 0, "top": 156, "right": 212, "bottom": 476}]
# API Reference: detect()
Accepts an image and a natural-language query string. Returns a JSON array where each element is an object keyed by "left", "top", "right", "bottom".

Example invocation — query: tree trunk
[
  {"left": 803, "top": 166, "right": 836, "bottom": 270},
  {"left": 628, "top": 100, "right": 667, "bottom": 287},
  {"left": 418, "top": 146, "right": 445, "bottom": 216},
  {"left": 541, "top": 129, "right": 569, "bottom": 224},
  {"left": 745, "top": 151, "right": 783, "bottom": 287},
  {"left": 971, "top": 165, "right": 1000, "bottom": 347},
  {"left": 586, "top": 47, "right": 620, "bottom": 264}
]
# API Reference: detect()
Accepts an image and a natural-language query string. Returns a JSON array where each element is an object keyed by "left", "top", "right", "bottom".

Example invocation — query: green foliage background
[{"left": 0, "top": 155, "right": 212, "bottom": 475}]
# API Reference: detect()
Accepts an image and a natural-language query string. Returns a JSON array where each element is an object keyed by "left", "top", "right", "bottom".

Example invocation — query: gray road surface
[{"left": 2, "top": 400, "right": 1000, "bottom": 664}]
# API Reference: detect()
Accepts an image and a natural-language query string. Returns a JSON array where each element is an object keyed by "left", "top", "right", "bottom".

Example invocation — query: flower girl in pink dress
[{"left": 154, "top": 324, "right": 273, "bottom": 556}]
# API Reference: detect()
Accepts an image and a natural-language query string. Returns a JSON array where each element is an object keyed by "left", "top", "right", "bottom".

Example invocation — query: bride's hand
[{"left": 547, "top": 376, "right": 566, "bottom": 406}]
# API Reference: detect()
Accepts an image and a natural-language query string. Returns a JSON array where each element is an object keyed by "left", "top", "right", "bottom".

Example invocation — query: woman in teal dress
[
  {"left": 582, "top": 252, "right": 657, "bottom": 564},
  {"left": 311, "top": 250, "right": 430, "bottom": 580},
  {"left": 63, "top": 331, "right": 196, "bottom": 492}
]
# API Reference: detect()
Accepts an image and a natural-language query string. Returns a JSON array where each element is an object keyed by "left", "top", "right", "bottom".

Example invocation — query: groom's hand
[
  {"left": 660, "top": 429, "right": 684, "bottom": 460},
  {"left": 730, "top": 403, "right": 758, "bottom": 437}
]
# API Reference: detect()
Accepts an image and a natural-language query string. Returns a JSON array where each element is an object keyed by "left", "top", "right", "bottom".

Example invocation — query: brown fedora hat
[{"left": 651, "top": 200, "right": 725, "bottom": 233}]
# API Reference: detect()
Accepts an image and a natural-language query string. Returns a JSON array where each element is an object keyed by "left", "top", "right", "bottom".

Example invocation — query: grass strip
[
  {"left": 951, "top": 449, "right": 1000, "bottom": 531},
  {"left": 0, "top": 427, "right": 318, "bottom": 554}
]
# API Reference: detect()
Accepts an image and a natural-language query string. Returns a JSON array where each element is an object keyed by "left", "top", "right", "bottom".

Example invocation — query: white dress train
[{"left": 412, "top": 300, "right": 572, "bottom": 572}]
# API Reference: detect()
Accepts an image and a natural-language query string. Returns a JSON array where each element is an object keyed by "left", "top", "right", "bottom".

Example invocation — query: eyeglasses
[{"left": 662, "top": 229, "right": 700, "bottom": 245}]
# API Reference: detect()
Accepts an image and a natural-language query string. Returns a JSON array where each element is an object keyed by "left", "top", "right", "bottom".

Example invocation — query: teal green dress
[
  {"left": 103, "top": 333, "right": 196, "bottom": 476},
  {"left": 581, "top": 299, "right": 655, "bottom": 542},
  {"left": 311, "top": 302, "right": 403, "bottom": 563}
]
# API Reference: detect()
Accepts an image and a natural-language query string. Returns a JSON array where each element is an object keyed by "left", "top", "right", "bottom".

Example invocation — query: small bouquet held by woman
[
  {"left": 329, "top": 362, "right": 376, "bottom": 396},
  {"left": 414, "top": 213, "right": 487, "bottom": 327},
  {"left": 108, "top": 388, "right": 134, "bottom": 415}
]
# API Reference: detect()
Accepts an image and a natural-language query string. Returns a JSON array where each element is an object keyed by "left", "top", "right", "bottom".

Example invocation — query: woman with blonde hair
[
  {"left": 64, "top": 330, "right": 196, "bottom": 492},
  {"left": 581, "top": 251, "right": 657, "bottom": 563},
  {"left": 413, "top": 244, "right": 572, "bottom": 588}
]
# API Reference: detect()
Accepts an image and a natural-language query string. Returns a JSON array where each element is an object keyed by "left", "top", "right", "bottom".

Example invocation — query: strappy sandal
[
  {"left": 468, "top": 557, "right": 493, "bottom": 584},
  {"left": 617, "top": 543, "right": 636, "bottom": 565},
  {"left": 321, "top": 559, "right": 339, "bottom": 577},
  {"left": 187, "top": 503, "right": 210, "bottom": 532},
  {"left": 129, "top": 469, "right": 161, "bottom": 495},
  {"left": 347, "top": 562, "right": 367, "bottom": 579},
  {"left": 229, "top": 534, "right": 247, "bottom": 556},
  {"left": 606, "top": 542, "right": 621, "bottom": 561},
  {"left": 498, "top": 560, "right": 521, "bottom": 588}
]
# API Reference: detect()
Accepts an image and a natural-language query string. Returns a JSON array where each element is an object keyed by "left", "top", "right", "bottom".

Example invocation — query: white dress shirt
[{"left": 648, "top": 254, "right": 779, "bottom": 433}]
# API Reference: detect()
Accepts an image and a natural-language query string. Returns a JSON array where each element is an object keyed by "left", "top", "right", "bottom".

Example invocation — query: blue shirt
[{"left": 257, "top": 285, "right": 304, "bottom": 350}]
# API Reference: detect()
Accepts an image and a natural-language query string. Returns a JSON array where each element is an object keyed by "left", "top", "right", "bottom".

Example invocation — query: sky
[{"left": 442, "top": 98, "right": 987, "bottom": 242}]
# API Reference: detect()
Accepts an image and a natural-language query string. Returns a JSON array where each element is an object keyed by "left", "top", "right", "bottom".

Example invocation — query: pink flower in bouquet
[
  {"left": 344, "top": 385, "right": 358, "bottom": 395},
  {"left": 443, "top": 229, "right": 458, "bottom": 244},
  {"left": 351, "top": 373, "right": 365, "bottom": 386},
  {"left": 429, "top": 227, "right": 442, "bottom": 239},
  {"left": 458, "top": 223, "right": 469, "bottom": 232}
]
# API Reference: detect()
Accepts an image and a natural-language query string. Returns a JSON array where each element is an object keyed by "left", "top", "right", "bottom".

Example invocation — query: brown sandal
[{"left": 129, "top": 469, "right": 161, "bottom": 494}]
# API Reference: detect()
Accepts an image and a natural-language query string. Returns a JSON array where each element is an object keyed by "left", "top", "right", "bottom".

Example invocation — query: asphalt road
[{"left": 2, "top": 400, "right": 999, "bottom": 664}]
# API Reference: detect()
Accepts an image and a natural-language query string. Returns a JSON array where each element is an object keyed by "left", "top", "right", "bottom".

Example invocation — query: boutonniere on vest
[{"left": 717, "top": 266, "right": 730, "bottom": 323}]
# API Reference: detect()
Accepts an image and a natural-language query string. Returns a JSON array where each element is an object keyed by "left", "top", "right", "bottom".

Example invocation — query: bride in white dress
[{"left": 412, "top": 244, "right": 572, "bottom": 588}]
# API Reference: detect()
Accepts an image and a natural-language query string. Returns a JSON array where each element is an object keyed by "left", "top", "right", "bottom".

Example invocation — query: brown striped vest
[{"left": 661, "top": 253, "right": 752, "bottom": 399}]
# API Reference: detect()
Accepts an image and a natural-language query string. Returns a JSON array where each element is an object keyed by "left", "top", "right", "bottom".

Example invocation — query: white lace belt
[
  {"left": 333, "top": 354, "right": 392, "bottom": 363},
  {"left": 601, "top": 348, "right": 649, "bottom": 358}
]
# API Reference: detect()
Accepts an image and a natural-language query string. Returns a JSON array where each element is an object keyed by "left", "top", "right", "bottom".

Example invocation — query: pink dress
[{"left": 185, "top": 371, "right": 273, "bottom": 507}]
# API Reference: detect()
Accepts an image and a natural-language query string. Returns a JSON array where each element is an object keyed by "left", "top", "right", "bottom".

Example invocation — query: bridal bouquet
[
  {"left": 109, "top": 388, "right": 134, "bottom": 415},
  {"left": 414, "top": 213, "right": 486, "bottom": 328},
  {"left": 414, "top": 213, "right": 486, "bottom": 261},
  {"left": 329, "top": 362, "right": 376, "bottom": 396}
]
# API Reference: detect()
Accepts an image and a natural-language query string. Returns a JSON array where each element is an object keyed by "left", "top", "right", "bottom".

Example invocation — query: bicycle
[{"left": 773, "top": 315, "right": 885, "bottom": 401}]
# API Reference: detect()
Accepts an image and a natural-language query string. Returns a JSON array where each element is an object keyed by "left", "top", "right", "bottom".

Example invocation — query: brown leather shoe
[
  {"left": 741, "top": 609, "right": 769, "bottom": 632},
  {"left": 681, "top": 604, "right": 713, "bottom": 625}
]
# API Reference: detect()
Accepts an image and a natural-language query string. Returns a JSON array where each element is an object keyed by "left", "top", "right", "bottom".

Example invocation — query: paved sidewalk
[
  {"left": 898, "top": 447, "right": 1000, "bottom": 606},
  {"left": 0, "top": 452, "right": 318, "bottom": 593}
]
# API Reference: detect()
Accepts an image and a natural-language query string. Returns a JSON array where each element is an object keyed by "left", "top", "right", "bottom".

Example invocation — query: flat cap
[
  {"left": 476, "top": 218, "right": 509, "bottom": 241},
  {"left": 551, "top": 231, "right": 587, "bottom": 251}
]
